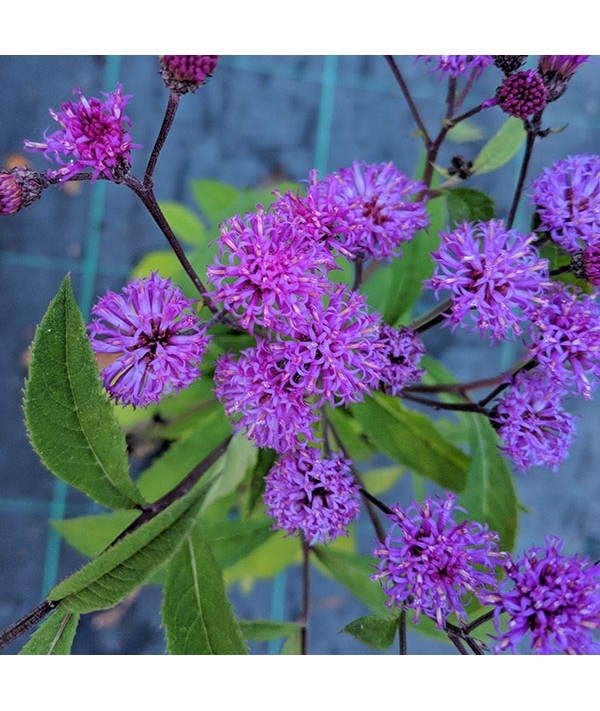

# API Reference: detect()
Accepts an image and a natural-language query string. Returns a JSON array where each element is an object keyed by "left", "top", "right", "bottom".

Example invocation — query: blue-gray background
[{"left": 0, "top": 55, "right": 598, "bottom": 655}]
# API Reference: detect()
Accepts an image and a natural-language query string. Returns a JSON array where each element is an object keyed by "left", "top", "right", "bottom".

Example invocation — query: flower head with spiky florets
[
  {"left": 263, "top": 449, "right": 361, "bottom": 545},
  {"left": 159, "top": 55, "right": 219, "bottom": 94},
  {"left": 527, "top": 281, "right": 600, "bottom": 399},
  {"left": 24, "top": 84, "right": 141, "bottom": 183},
  {"left": 319, "top": 161, "right": 429, "bottom": 262},
  {"left": 372, "top": 493, "right": 505, "bottom": 628},
  {"left": 538, "top": 55, "right": 590, "bottom": 102},
  {"left": 88, "top": 273, "right": 210, "bottom": 408},
  {"left": 273, "top": 284, "right": 386, "bottom": 407},
  {"left": 530, "top": 154, "right": 600, "bottom": 254},
  {"left": 427, "top": 220, "right": 550, "bottom": 342},
  {"left": 207, "top": 206, "right": 335, "bottom": 334},
  {"left": 493, "top": 369, "right": 578, "bottom": 473},
  {"left": 377, "top": 324, "right": 426, "bottom": 395},
  {"left": 491, "top": 70, "right": 547, "bottom": 119},
  {"left": 213, "top": 340, "right": 319, "bottom": 453},
  {"left": 418, "top": 55, "right": 494, "bottom": 78},
  {"left": 490, "top": 537, "right": 600, "bottom": 654}
]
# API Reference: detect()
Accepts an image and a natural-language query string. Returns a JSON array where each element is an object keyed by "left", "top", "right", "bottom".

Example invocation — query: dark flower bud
[
  {"left": 538, "top": 55, "right": 590, "bottom": 102},
  {"left": 0, "top": 167, "right": 46, "bottom": 215},
  {"left": 493, "top": 55, "right": 528, "bottom": 75},
  {"left": 572, "top": 244, "right": 600, "bottom": 286},
  {"left": 159, "top": 55, "right": 219, "bottom": 95}
]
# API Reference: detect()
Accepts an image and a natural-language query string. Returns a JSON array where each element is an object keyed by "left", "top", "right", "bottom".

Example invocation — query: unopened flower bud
[
  {"left": 0, "top": 167, "right": 46, "bottom": 215},
  {"left": 159, "top": 55, "right": 219, "bottom": 95},
  {"left": 493, "top": 55, "right": 528, "bottom": 75},
  {"left": 495, "top": 70, "right": 547, "bottom": 118},
  {"left": 538, "top": 55, "right": 590, "bottom": 102}
]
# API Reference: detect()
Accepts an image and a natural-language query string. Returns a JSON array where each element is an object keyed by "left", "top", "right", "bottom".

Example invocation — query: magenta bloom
[
  {"left": 24, "top": 84, "right": 141, "bottom": 183},
  {"left": 321, "top": 161, "right": 429, "bottom": 262},
  {"left": 428, "top": 220, "right": 549, "bottom": 341},
  {"left": 88, "top": 273, "right": 210, "bottom": 408},
  {"left": 493, "top": 70, "right": 547, "bottom": 118},
  {"left": 581, "top": 242, "right": 600, "bottom": 286},
  {"left": 207, "top": 206, "right": 334, "bottom": 333},
  {"left": 263, "top": 450, "right": 361, "bottom": 545},
  {"left": 0, "top": 167, "right": 45, "bottom": 215},
  {"left": 530, "top": 154, "right": 600, "bottom": 253},
  {"left": 274, "top": 285, "right": 386, "bottom": 407},
  {"left": 527, "top": 282, "right": 600, "bottom": 399},
  {"left": 372, "top": 494, "right": 504, "bottom": 628},
  {"left": 377, "top": 324, "right": 425, "bottom": 395},
  {"left": 213, "top": 340, "right": 319, "bottom": 453},
  {"left": 493, "top": 369, "right": 578, "bottom": 473},
  {"left": 418, "top": 55, "right": 493, "bottom": 78},
  {"left": 491, "top": 537, "right": 600, "bottom": 654},
  {"left": 159, "top": 55, "right": 219, "bottom": 94},
  {"left": 538, "top": 55, "right": 590, "bottom": 101}
]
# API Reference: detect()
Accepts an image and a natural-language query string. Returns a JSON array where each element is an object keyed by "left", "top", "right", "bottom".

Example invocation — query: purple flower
[
  {"left": 491, "top": 537, "right": 600, "bottom": 654},
  {"left": 377, "top": 324, "right": 426, "bottom": 395},
  {"left": 213, "top": 340, "right": 319, "bottom": 453},
  {"left": 530, "top": 154, "right": 600, "bottom": 253},
  {"left": 0, "top": 167, "right": 45, "bottom": 215},
  {"left": 320, "top": 161, "right": 429, "bottom": 262},
  {"left": 159, "top": 55, "right": 219, "bottom": 94},
  {"left": 581, "top": 242, "right": 600, "bottom": 286},
  {"left": 527, "top": 281, "right": 600, "bottom": 399},
  {"left": 263, "top": 449, "right": 361, "bottom": 545},
  {"left": 88, "top": 273, "right": 210, "bottom": 408},
  {"left": 492, "top": 70, "right": 547, "bottom": 118},
  {"left": 418, "top": 55, "right": 493, "bottom": 78},
  {"left": 372, "top": 493, "right": 504, "bottom": 628},
  {"left": 538, "top": 55, "right": 590, "bottom": 101},
  {"left": 427, "top": 220, "right": 549, "bottom": 341},
  {"left": 206, "top": 206, "right": 335, "bottom": 333},
  {"left": 493, "top": 369, "right": 578, "bottom": 473},
  {"left": 24, "top": 84, "right": 141, "bottom": 183},
  {"left": 273, "top": 285, "right": 386, "bottom": 407}
]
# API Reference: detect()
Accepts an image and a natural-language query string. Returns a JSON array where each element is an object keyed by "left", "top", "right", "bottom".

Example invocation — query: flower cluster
[
  {"left": 491, "top": 537, "right": 600, "bottom": 654},
  {"left": 263, "top": 450, "right": 361, "bottom": 545},
  {"left": 372, "top": 494, "right": 504, "bottom": 628},
  {"left": 427, "top": 220, "right": 549, "bottom": 341},
  {"left": 418, "top": 55, "right": 493, "bottom": 78},
  {"left": 159, "top": 55, "right": 219, "bottom": 94},
  {"left": 378, "top": 324, "right": 425, "bottom": 395},
  {"left": 493, "top": 70, "right": 547, "bottom": 119},
  {"left": 88, "top": 273, "right": 210, "bottom": 408},
  {"left": 24, "top": 84, "right": 141, "bottom": 183}
]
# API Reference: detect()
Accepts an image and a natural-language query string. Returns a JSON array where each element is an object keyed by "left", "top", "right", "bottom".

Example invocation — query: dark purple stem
[
  {"left": 384, "top": 56, "right": 432, "bottom": 146},
  {"left": 300, "top": 537, "right": 311, "bottom": 655},
  {"left": 144, "top": 91, "right": 180, "bottom": 187}
]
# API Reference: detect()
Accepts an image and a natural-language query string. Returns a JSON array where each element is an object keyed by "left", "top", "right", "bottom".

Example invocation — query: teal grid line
[
  {"left": 0, "top": 251, "right": 130, "bottom": 279},
  {"left": 39, "top": 55, "right": 123, "bottom": 598}
]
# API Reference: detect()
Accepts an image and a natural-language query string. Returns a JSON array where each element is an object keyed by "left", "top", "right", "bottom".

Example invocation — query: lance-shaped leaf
[
  {"left": 48, "top": 481, "right": 210, "bottom": 613},
  {"left": 471, "top": 117, "right": 526, "bottom": 175},
  {"left": 238, "top": 619, "right": 302, "bottom": 642},
  {"left": 162, "top": 521, "right": 248, "bottom": 654},
  {"left": 342, "top": 614, "right": 398, "bottom": 650},
  {"left": 24, "top": 275, "right": 144, "bottom": 510},
  {"left": 19, "top": 606, "right": 79, "bottom": 655},
  {"left": 445, "top": 187, "right": 496, "bottom": 225}
]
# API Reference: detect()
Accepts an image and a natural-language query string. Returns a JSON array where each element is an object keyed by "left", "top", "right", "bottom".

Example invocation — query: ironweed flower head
[
  {"left": 0, "top": 167, "right": 46, "bottom": 215},
  {"left": 493, "top": 55, "right": 528, "bottom": 76},
  {"left": 372, "top": 493, "right": 504, "bottom": 628},
  {"left": 418, "top": 55, "right": 493, "bottom": 78},
  {"left": 159, "top": 55, "right": 219, "bottom": 94},
  {"left": 427, "top": 220, "right": 549, "bottom": 342},
  {"left": 322, "top": 161, "right": 429, "bottom": 262},
  {"left": 491, "top": 537, "right": 600, "bottom": 654},
  {"left": 492, "top": 70, "right": 547, "bottom": 118},
  {"left": 538, "top": 55, "right": 590, "bottom": 101},
  {"left": 493, "top": 369, "right": 578, "bottom": 473},
  {"left": 527, "top": 281, "right": 600, "bottom": 400},
  {"left": 207, "top": 206, "right": 335, "bottom": 334},
  {"left": 24, "top": 84, "right": 141, "bottom": 183},
  {"left": 377, "top": 324, "right": 425, "bottom": 395},
  {"left": 263, "top": 450, "right": 360, "bottom": 545},
  {"left": 274, "top": 284, "right": 386, "bottom": 407},
  {"left": 530, "top": 154, "right": 600, "bottom": 253},
  {"left": 88, "top": 273, "right": 210, "bottom": 408},
  {"left": 581, "top": 242, "right": 600, "bottom": 286},
  {"left": 213, "top": 340, "right": 319, "bottom": 453}
]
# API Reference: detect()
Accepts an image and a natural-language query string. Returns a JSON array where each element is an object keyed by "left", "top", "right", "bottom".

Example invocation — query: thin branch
[
  {"left": 0, "top": 601, "right": 56, "bottom": 651},
  {"left": 398, "top": 610, "right": 407, "bottom": 655},
  {"left": 300, "top": 537, "right": 311, "bottom": 655},
  {"left": 401, "top": 391, "right": 491, "bottom": 416},
  {"left": 410, "top": 298, "right": 452, "bottom": 333},
  {"left": 506, "top": 126, "right": 537, "bottom": 230},
  {"left": 144, "top": 92, "right": 180, "bottom": 187},
  {"left": 384, "top": 56, "right": 431, "bottom": 146}
]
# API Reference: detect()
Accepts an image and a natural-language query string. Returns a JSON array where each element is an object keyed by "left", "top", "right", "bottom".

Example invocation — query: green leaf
[
  {"left": 48, "top": 482, "right": 210, "bottom": 613},
  {"left": 460, "top": 415, "right": 519, "bottom": 552},
  {"left": 342, "top": 614, "right": 398, "bottom": 650},
  {"left": 351, "top": 393, "right": 469, "bottom": 492},
  {"left": 130, "top": 249, "right": 186, "bottom": 281},
  {"left": 158, "top": 201, "right": 207, "bottom": 247},
  {"left": 19, "top": 606, "right": 79, "bottom": 655},
  {"left": 447, "top": 120, "right": 485, "bottom": 144},
  {"left": 445, "top": 187, "right": 496, "bottom": 226},
  {"left": 471, "top": 117, "right": 526, "bottom": 175},
  {"left": 24, "top": 275, "right": 145, "bottom": 510},
  {"left": 281, "top": 629, "right": 302, "bottom": 655},
  {"left": 238, "top": 619, "right": 301, "bottom": 642},
  {"left": 202, "top": 516, "right": 275, "bottom": 569},
  {"left": 361, "top": 465, "right": 404, "bottom": 497},
  {"left": 52, "top": 510, "right": 138, "bottom": 558},
  {"left": 162, "top": 521, "right": 248, "bottom": 654},
  {"left": 242, "top": 447, "right": 277, "bottom": 521},
  {"left": 313, "top": 547, "right": 389, "bottom": 616},
  {"left": 202, "top": 432, "right": 258, "bottom": 510},
  {"left": 191, "top": 179, "right": 240, "bottom": 227},
  {"left": 325, "top": 407, "right": 375, "bottom": 462}
]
